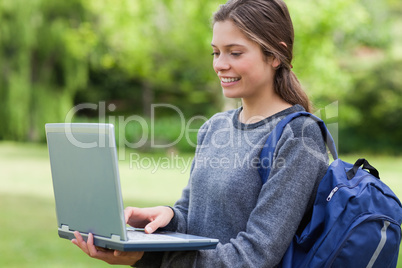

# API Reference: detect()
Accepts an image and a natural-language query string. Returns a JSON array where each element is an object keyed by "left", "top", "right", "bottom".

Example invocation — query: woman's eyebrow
[{"left": 211, "top": 43, "right": 246, "bottom": 48}]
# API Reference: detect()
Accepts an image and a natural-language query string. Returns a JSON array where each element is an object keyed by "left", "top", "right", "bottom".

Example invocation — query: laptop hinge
[
  {"left": 61, "top": 224, "right": 70, "bottom": 232},
  {"left": 111, "top": 234, "right": 121, "bottom": 242}
]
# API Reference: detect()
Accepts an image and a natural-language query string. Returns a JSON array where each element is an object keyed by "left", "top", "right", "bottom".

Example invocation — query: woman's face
[{"left": 211, "top": 20, "right": 277, "bottom": 100}]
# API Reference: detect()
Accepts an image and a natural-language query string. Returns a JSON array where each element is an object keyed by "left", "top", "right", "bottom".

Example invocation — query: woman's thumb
[
  {"left": 144, "top": 216, "right": 165, "bottom": 234},
  {"left": 144, "top": 224, "right": 155, "bottom": 234}
]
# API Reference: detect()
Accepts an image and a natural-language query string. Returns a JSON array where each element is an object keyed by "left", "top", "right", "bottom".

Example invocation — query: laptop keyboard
[{"left": 127, "top": 229, "right": 183, "bottom": 241}]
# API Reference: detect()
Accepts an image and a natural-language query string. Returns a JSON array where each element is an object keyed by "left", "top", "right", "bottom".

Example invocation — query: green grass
[
  {"left": 1, "top": 142, "right": 401, "bottom": 267},
  {"left": 0, "top": 142, "right": 189, "bottom": 267}
]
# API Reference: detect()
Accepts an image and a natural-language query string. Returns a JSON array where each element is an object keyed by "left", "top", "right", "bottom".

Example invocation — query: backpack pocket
[{"left": 324, "top": 214, "right": 401, "bottom": 268}]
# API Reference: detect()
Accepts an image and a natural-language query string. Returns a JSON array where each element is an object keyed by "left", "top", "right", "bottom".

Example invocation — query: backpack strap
[{"left": 258, "top": 111, "right": 338, "bottom": 185}]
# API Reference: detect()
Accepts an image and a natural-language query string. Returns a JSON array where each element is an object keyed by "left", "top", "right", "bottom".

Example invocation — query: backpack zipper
[
  {"left": 326, "top": 176, "right": 402, "bottom": 206},
  {"left": 325, "top": 214, "right": 400, "bottom": 267},
  {"left": 326, "top": 175, "right": 370, "bottom": 201},
  {"left": 326, "top": 186, "right": 339, "bottom": 201}
]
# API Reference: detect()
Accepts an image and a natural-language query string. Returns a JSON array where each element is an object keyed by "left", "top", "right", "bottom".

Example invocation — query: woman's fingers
[
  {"left": 86, "top": 233, "right": 100, "bottom": 257},
  {"left": 72, "top": 230, "right": 144, "bottom": 265},
  {"left": 144, "top": 211, "right": 168, "bottom": 233},
  {"left": 72, "top": 231, "right": 90, "bottom": 254},
  {"left": 125, "top": 206, "right": 174, "bottom": 232},
  {"left": 124, "top": 207, "right": 149, "bottom": 227},
  {"left": 146, "top": 206, "right": 175, "bottom": 233},
  {"left": 73, "top": 232, "right": 110, "bottom": 257}
]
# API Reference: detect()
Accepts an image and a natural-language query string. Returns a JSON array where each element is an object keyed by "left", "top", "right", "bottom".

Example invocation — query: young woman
[{"left": 72, "top": 0, "right": 329, "bottom": 266}]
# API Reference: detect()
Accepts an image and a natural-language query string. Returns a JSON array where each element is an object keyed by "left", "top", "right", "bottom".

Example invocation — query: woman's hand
[
  {"left": 124, "top": 206, "right": 174, "bottom": 234},
  {"left": 72, "top": 231, "right": 144, "bottom": 265},
  {"left": 71, "top": 206, "right": 173, "bottom": 265}
]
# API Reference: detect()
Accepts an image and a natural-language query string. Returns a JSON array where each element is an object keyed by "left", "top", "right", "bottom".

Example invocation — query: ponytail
[{"left": 274, "top": 67, "right": 312, "bottom": 113}]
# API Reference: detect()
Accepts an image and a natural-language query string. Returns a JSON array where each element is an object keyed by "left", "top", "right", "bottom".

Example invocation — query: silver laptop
[{"left": 45, "top": 123, "right": 218, "bottom": 251}]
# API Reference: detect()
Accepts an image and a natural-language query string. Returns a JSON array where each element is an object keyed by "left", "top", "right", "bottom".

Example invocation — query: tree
[
  {"left": 0, "top": 0, "right": 96, "bottom": 141},
  {"left": 84, "top": 0, "right": 221, "bottom": 117}
]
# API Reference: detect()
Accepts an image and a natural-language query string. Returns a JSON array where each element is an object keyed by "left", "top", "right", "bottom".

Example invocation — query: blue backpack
[{"left": 258, "top": 111, "right": 402, "bottom": 268}]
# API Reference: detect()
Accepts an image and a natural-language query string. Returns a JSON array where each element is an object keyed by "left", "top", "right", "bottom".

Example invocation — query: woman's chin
[{"left": 222, "top": 89, "right": 242, "bottom": 99}]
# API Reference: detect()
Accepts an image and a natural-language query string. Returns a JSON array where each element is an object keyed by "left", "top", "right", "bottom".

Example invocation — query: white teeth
[{"left": 221, "top": 77, "right": 240, "bottom": 83}]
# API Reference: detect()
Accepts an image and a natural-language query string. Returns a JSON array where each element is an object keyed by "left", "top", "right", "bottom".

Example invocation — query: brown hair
[{"left": 213, "top": 0, "right": 312, "bottom": 112}]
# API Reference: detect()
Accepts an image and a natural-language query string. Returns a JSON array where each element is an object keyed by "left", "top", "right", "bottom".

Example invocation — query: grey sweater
[{"left": 136, "top": 105, "right": 328, "bottom": 268}]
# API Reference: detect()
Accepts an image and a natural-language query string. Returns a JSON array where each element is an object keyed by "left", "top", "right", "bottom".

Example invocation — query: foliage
[
  {"left": 0, "top": 0, "right": 402, "bottom": 154},
  {"left": 340, "top": 59, "right": 402, "bottom": 154},
  {"left": 0, "top": 0, "right": 95, "bottom": 141},
  {"left": 287, "top": 0, "right": 368, "bottom": 103},
  {"left": 81, "top": 0, "right": 221, "bottom": 117}
]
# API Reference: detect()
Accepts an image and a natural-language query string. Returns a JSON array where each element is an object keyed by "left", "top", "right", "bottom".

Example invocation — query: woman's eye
[{"left": 211, "top": 51, "right": 241, "bottom": 57}]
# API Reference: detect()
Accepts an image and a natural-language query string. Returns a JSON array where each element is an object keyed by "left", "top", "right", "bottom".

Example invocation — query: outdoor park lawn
[{"left": 1, "top": 142, "right": 402, "bottom": 267}]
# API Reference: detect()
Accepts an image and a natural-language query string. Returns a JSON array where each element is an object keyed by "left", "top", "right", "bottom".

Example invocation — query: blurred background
[
  {"left": 1, "top": 0, "right": 402, "bottom": 267},
  {"left": 1, "top": 0, "right": 401, "bottom": 153}
]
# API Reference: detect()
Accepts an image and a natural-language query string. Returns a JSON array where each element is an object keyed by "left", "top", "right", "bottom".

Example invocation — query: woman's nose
[{"left": 213, "top": 55, "right": 230, "bottom": 73}]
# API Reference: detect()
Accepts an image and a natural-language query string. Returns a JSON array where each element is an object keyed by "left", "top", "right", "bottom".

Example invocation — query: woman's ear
[
  {"left": 279, "top": 41, "right": 288, "bottom": 48},
  {"left": 271, "top": 57, "right": 281, "bottom": 68},
  {"left": 271, "top": 41, "right": 288, "bottom": 68}
]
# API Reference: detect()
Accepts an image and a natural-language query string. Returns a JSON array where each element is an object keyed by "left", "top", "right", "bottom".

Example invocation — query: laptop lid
[{"left": 46, "top": 123, "right": 127, "bottom": 241}]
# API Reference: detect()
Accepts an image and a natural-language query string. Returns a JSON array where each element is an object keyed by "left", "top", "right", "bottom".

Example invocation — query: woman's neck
[{"left": 239, "top": 94, "right": 292, "bottom": 124}]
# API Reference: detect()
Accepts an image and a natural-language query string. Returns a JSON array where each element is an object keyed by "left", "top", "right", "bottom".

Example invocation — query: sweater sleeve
[{"left": 150, "top": 118, "right": 329, "bottom": 268}]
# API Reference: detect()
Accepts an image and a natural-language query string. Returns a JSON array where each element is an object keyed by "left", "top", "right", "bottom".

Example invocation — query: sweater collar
[{"left": 233, "top": 104, "right": 305, "bottom": 130}]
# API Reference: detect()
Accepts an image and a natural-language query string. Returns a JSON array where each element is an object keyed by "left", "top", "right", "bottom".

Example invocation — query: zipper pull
[{"left": 326, "top": 186, "right": 339, "bottom": 201}]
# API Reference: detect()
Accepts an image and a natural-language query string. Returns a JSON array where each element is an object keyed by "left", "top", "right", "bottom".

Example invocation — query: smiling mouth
[{"left": 221, "top": 77, "right": 241, "bottom": 83}]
